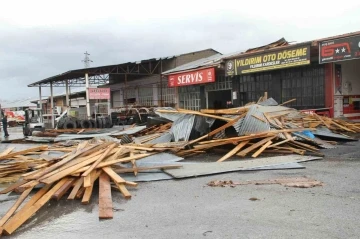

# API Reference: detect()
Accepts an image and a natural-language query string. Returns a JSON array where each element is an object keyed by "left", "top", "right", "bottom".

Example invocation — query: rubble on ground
[{"left": 0, "top": 96, "right": 358, "bottom": 235}]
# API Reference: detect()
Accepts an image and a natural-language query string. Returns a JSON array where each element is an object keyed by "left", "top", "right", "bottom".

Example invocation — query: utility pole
[{"left": 82, "top": 51, "right": 93, "bottom": 120}]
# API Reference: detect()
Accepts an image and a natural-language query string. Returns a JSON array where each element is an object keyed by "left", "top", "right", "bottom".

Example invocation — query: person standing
[{"left": 2, "top": 115, "right": 9, "bottom": 137}]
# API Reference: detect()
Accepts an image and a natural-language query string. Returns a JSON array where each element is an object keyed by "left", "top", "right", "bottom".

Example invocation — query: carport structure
[{"left": 28, "top": 57, "right": 168, "bottom": 128}]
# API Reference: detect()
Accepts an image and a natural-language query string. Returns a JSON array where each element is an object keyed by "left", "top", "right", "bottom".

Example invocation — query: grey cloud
[{"left": 1, "top": 11, "right": 360, "bottom": 100}]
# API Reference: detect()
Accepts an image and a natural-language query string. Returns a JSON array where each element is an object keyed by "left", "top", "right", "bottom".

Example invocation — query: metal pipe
[
  {"left": 39, "top": 86, "right": 42, "bottom": 112},
  {"left": 50, "top": 82, "right": 54, "bottom": 128},
  {"left": 160, "top": 59, "right": 163, "bottom": 107},
  {"left": 85, "top": 73, "right": 91, "bottom": 119}
]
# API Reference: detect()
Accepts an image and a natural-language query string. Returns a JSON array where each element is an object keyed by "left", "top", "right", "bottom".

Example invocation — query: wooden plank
[
  {"left": 35, "top": 144, "right": 100, "bottom": 179},
  {"left": 0, "top": 180, "right": 27, "bottom": 194},
  {"left": 217, "top": 141, "right": 250, "bottom": 162},
  {"left": 116, "top": 184, "right": 131, "bottom": 199},
  {"left": 19, "top": 180, "right": 39, "bottom": 189},
  {"left": 52, "top": 178, "right": 75, "bottom": 200},
  {"left": 197, "top": 133, "right": 270, "bottom": 145},
  {"left": 252, "top": 115, "right": 266, "bottom": 123},
  {"left": 83, "top": 173, "right": 92, "bottom": 188},
  {"left": 188, "top": 113, "right": 247, "bottom": 146},
  {"left": 39, "top": 151, "right": 109, "bottom": 185},
  {"left": 82, "top": 170, "right": 101, "bottom": 204},
  {"left": 279, "top": 98, "right": 296, "bottom": 106},
  {"left": 237, "top": 136, "right": 276, "bottom": 157},
  {"left": 157, "top": 109, "right": 233, "bottom": 122},
  {"left": 267, "top": 139, "right": 291, "bottom": 148},
  {"left": 252, "top": 141, "right": 273, "bottom": 158},
  {"left": 123, "top": 145, "right": 156, "bottom": 151},
  {"left": 314, "top": 113, "right": 331, "bottom": 128},
  {"left": 76, "top": 187, "right": 86, "bottom": 199},
  {"left": 125, "top": 181, "right": 138, "bottom": 187},
  {"left": 0, "top": 147, "right": 15, "bottom": 157},
  {"left": 0, "top": 146, "right": 48, "bottom": 161},
  {"left": 2, "top": 179, "right": 66, "bottom": 235},
  {"left": 113, "top": 165, "right": 182, "bottom": 174},
  {"left": 82, "top": 143, "right": 117, "bottom": 177},
  {"left": 0, "top": 186, "right": 34, "bottom": 227},
  {"left": 200, "top": 108, "right": 247, "bottom": 115},
  {"left": 81, "top": 186, "right": 94, "bottom": 205},
  {"left": 102, "top": 167, "right": 126, "bottom": 184},
  {"left": 98, "top": 173, "right": 113, "bottom": 219},
  {"left": 68, "top": 178, "right": 84, "bottom": 200},
  {"left": 36, "top": 149, "right": 104, "bottom": 181}
]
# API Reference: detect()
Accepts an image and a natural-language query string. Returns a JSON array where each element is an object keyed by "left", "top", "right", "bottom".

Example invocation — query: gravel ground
[{"left": 0, "top": 133, "right": 360, "bottom": 239}]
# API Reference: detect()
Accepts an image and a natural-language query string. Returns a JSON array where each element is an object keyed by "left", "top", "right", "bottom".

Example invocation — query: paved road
[{"left": 1, "top": 140, "right": 360, "bottom": 239}]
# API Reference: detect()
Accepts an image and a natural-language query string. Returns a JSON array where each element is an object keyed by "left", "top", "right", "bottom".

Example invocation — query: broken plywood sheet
[{"left": 164, "top": 155, "right": 321, "bottom": 178}]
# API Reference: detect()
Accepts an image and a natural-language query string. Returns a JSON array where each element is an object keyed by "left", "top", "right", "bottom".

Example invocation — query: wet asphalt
[{"left": 0, "top": 130, "right": 360, "bottom": 239}]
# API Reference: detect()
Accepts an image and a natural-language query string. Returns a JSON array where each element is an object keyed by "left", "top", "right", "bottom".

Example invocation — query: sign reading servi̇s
[{"left": 225, "top": 45, "right": 311, "bottom": 76}]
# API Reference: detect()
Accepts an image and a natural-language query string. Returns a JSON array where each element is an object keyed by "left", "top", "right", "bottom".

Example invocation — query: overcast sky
[{"left": 1, "top": 0, "right": 360, "bottom": 101}]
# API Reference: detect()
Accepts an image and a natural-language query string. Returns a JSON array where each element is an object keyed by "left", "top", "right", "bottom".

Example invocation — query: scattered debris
[
  {"left": 207, "top": 177, "right": 323, "bottom": 189},
  {"left": 249, "top": 197, "right": 260, "bottom": 201}
]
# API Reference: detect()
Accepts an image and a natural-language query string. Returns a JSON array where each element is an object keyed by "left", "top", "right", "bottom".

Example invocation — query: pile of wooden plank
[{"left": 0, "top": 141, "right": 181, "bottom": 235}]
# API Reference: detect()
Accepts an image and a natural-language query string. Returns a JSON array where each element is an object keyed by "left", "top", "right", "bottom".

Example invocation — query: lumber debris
[{"left": 0, "top": 95, "right": 358, "bottom": 234}]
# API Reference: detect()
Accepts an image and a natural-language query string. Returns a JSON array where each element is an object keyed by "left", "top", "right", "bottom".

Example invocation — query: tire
[
  {"left": 101, "top": 118, "right": 107, "bottom": 128},
  {"left": 96, "top": 118, "right": 103, "bottom": 129},
  {"left": 80, "top": 120, "right": 91, "bottom": 129},
  {"left": 64, "top": 120, "right": 77, "bottom": 129},
  {"left": 105, "top": 117, "right": 111, "bottom": 128},
  {"left": 90, "top": 119, "right": 96, "bottom": 128},
  {"left": 57, "top": 117, "right": 67, "bottom": 129}
]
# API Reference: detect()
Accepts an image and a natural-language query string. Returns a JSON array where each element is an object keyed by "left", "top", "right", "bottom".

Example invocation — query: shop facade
[
  {"left": 318, "top": 33, "right": 360, "bottom": 119},
  {"left": 225, "top": 43, "right": 331, "bottom": 115},
  {"left": 166, "top": 67, "right": 233, "bottom": 111},
  {"left": 107, "top": 49, "right": 219, "bottom": 109}
]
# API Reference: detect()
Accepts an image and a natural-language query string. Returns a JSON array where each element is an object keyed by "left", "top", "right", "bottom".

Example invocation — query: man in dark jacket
[{"left": 2, "top": 115, "right": 9, "bottom": 137}]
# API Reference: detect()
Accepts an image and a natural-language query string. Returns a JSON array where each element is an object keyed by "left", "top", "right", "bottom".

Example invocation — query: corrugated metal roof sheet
[
  {"left": 170, "top": 114, "right": 195, "bottom": 142},
  {"left": 148, "top": 132, "right": 173, "bottom": 144},
  {"left": 162, "top": 51, "right": 243, "bottom": 75},
  {"left": 258, "top": 98, "right": 279, "bottom": 106},
  {"left": 237, "top": 105, "right": 270, "bottom": 136}
]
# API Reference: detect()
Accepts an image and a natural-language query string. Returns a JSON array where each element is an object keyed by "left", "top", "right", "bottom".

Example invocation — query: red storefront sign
[
  {"left": 89, "top": 88, "right": 110, "bottom": 100},
  {"left": 168, "top": 68, "right": 215, "bottom": 87}
]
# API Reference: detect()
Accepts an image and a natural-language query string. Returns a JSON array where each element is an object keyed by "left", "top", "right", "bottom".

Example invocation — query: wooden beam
[
  {"left": 116, "top": 184, "right": 131, "bottom": 199},
  {"left": 157, "top": 109, "right": 233, "bottom": 122},
  {"left": 0, "top": 180, "right": 27, "bottom": 194},
  {"left": 279, "top": 98, "right": 296, "bottom": 106},
  {"left": 2, "top": 179, "right": 67, "bottom": 235},
  {"left": 237, "top": 136, "right": 276, "bottom": 157},
  {"left": 82, "top": 143, "right": 118, "bottom": 177},
  {"left": 187, "top": 113, "right": 247, "bottom": 146},
  {"left": 98, "top": 173, "right": 113, "bottom": 219},
  {"left": 0, "top": 146, "right": 48, "bottom": 161},
  {"left": 102, "top": 167, "right": 126, "bottom": 184},
  {"left": 68, "top": 178, "right": 84, "bottom": 200},
  {"left": 0, "top": 147, "right": 15, "bottom": 157},
  {"left": 0, "top": 186, "right": 34, "bottom": 227},
  {"left": 252, "top": 140, "right": 273, "bottom": 158},
  {"left": 217, "top": 141, "right": 250, "bottom": 162},
  {"left": 52, "top": 178, "right": 75, "bottom": 200}
]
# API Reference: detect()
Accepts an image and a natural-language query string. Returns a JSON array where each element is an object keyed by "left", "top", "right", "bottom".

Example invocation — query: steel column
[
  {"left": 85, "top": 73, "right": 91, "bottom": 119},
  {"left": 50, "top": 82, "right": 54, "bottom": 128},
  {"left": 39, "top": 86, "right": 42, "bottom": 112},
  {"left": 65, "top": 80, "right": 69, "bottom": 108}
]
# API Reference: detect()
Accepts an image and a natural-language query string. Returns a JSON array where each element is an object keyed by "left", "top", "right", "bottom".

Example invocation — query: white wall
[{"left": 340, "top": 59, "right": 360, "bottom": 95}]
